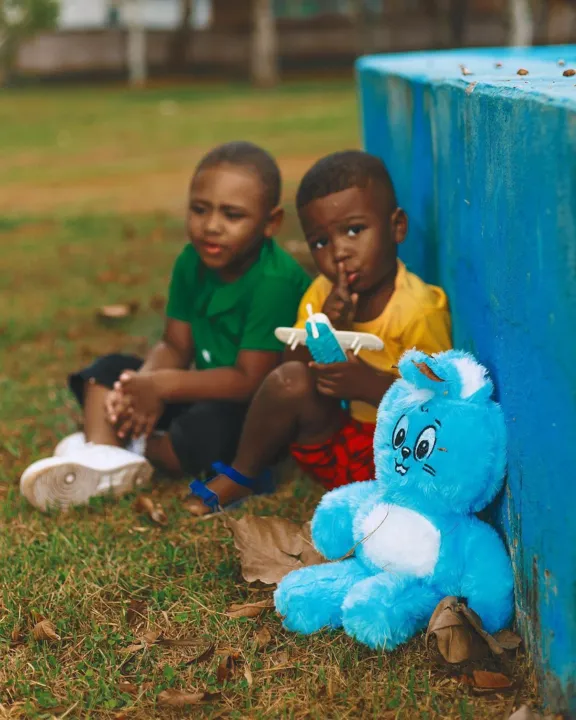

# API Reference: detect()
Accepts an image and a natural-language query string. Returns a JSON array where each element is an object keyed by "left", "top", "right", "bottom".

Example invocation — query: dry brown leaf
[
  {"left": 133, "top": 495, "right": 168, "bottom": 526},
  {"left": 273, "top": 650, "right": 289, "bottom": 665},
  {"left": 126, "top": 599, "right": 147, "bottom": 627},
  {"left": 10, "top": 626, "right": 25, "bottom": 648},
  {"left": 254, "top": 626, "right": 272, "bottom": 649},
  {"left": 413, "top": 361, "right": 445, "bottom": 383},
  {"left": 116, "top": 682, "right": 139, "bottom": 696},
  {"left": 123, "top": 630, "right": 161, "bottom": 653},
  {"left": 227, "top": 599, "right": 275, "bottom": 619},
  {"left": 142, "top": 630, "right": 161, "bottom": 645},
  {"left": 226, "top": 514, "right": 325, "bottom": 584},
  {"left": 494, "top": 629, "right": 523, "bottom": 650},
  {"left": 157, "top": 636, "right": 198, "bottom": 648},
  {"left": 243, "top": 665, "right": 254, "bottom": 687},
  {"left": 157, "top": 689, "right": 220, "bottom": 707},
  {"left": 426, "top": 597, "right": 486, "bottom": 663},
  {"left": 217, "top": 652, "right": 238, "bottom": 684},
  {"left": 184, "top": 643, "right": 216, "bottom": 665},
  {"left": 32, "top": 619, "right": 60, "bottom": 642},
  {"left": 96, "top": 303, "right": 137, "bottom": 322},
  {"left": 472, "top": 670, "right": 513, "bottom": 690},
  {"left": 299, "top": 521, "right": 326, "bottom": 566}
]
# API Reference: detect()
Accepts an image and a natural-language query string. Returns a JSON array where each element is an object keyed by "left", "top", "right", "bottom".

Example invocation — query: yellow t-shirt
[{"left": 294, "top": 261, "right": 452, "bottom": 423}]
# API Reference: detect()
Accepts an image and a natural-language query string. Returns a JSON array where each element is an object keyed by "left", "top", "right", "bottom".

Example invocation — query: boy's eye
[
  {"left": 224, "top": 211, "right": 246, "bottom": 221},
  {"left": 347, "top": 225, "right": 365, "bottom": 238},
  {"left": 190, "top": 204, "right": 206, "bottom": 215},
  {"left": 310, "top": 237, "right": 328, "bottom": 251}
]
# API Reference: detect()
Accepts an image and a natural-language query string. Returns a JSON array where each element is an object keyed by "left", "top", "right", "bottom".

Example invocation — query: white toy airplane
[{"left": 275, "top": 304, "right": 384, "bottom": 355}]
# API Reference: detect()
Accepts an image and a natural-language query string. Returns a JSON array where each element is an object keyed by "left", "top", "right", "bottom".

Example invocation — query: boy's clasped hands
[{"left": 105, "top": 372, "right": 164, "bottom": 440}]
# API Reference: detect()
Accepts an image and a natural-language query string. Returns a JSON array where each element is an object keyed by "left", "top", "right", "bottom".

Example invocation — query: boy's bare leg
[
  {"left": 83, "top": 382, "right": 123, "bottom": 447},
  {"left": 187, "top": 362, "right": 342, "bottom": 515},
  {"left": 146, "top": 433, "right": 182, "bottom": 475}
]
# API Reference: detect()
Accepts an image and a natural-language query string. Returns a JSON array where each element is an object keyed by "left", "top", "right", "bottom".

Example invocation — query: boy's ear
[
  {"left": 264, "top": 206, "right": 284, "bottom": 238},
  {"left": 390, "top": 208, "right": 408, "bottom": 246}
]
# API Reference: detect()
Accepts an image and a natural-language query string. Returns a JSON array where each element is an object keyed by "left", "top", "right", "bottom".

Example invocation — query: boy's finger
[{"left": 335, "top": 262, "right": 350, "bottom": 297}]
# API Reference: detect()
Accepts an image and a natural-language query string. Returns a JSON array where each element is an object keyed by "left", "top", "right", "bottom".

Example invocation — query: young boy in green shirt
[{"left": 20, "top": 142, "right": 310, "bottom": 512}]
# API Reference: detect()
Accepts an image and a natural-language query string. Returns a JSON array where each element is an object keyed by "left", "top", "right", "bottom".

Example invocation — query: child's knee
[{"left": 267, "top": 361, "right": 316, "bottom": 402}]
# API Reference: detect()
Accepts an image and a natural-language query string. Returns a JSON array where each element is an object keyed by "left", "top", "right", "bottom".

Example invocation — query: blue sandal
[{"left": 189, "top": 462, "right": 274, "bottom": 513}]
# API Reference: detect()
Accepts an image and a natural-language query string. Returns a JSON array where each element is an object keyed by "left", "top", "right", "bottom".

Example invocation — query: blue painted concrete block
[{"left": 357, "top": 47, "right": 576, "bottom": 713}]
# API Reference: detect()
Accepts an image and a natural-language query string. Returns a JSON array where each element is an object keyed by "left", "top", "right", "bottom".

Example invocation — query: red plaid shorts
[{"left": 290, "top": 415, "right": 376, "bottom": 490}]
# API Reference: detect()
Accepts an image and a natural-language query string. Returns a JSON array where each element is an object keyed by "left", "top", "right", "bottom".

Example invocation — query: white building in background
[{"left": 57, "top": 0, "right": 212, "bottom": 30}]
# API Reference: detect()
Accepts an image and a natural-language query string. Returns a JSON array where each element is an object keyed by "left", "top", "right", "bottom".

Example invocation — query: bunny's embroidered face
[{"left": 374, "top": 350, "right": 507, "bottom": 514}]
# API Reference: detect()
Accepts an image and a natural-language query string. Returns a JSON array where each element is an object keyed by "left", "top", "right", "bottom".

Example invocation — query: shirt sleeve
[
  {"left": 166, "top": 247, "right": 196, "bottom": 322},
  {"left": 401, "top": 308, "right": 453, "bottom": 355},
  {"left": 239, "top": 277, "right": 308, "bottom": 353},
  {"left": 293, "top": 277, "right": 329, "bottom": 329}
]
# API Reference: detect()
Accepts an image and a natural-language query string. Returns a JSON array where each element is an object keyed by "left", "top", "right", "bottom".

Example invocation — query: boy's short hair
[
  {"left": 296, "top": 150, "right": 397, "bottom": 211},
  {"left": 196, "top": 141, "right": 281, "bottom": 210}
]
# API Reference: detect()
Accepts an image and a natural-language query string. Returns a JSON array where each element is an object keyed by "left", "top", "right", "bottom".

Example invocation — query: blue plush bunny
[{"left": 275, "top": 349, "right": 514, "bottom": 649}]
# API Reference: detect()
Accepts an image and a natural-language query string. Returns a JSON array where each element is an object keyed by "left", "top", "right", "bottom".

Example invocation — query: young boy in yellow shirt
[{"left": 187, "top": 150, "right": 452, "bottom": 513}]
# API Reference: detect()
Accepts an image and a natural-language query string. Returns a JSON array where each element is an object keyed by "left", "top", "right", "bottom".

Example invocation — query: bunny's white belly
[{"left": 356, "top": 503, "right": 441, "bottom": 577}]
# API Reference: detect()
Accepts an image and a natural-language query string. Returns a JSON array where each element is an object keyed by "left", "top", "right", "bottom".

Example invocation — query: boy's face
[
  {"left": 298, "top": 183, "right": 407, "bottom": 294},
  {"left": 187, "top": 163, "right": 282, "bottom": 278}
]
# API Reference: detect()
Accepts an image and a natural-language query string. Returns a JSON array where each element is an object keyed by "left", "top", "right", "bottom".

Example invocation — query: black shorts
[{"left": 69, "top": 354, "right": 249, "bottom": 476}]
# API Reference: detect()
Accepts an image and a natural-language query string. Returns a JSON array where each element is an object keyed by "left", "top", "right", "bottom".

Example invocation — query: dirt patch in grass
[{"left": 0, "top": 154, "right": 320, "bottom": 216}]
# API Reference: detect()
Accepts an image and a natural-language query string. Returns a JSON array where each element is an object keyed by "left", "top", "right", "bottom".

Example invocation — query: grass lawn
[{"left": 0, "top": 81, "right": 534, "bottom": 719}]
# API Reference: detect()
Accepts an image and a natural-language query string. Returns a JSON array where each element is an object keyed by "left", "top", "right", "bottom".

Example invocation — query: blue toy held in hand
[
  {"left": 304, "top": 305, "right": 348, "bottom": 365},
  {"left": 275, "top": 349, "right": 514, "bottom": 650},
  {"left": 304, "top": 305, "right": 348, "bottom": 410}
]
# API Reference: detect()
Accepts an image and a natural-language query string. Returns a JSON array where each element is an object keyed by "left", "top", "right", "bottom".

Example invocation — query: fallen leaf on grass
[
  {"left": 472, "top": 670, "right": 513, "bottom": 689},
  {"left": 494, "top": 629, "right": 522, "bottom": 650},
  {"left": 184, "top": 643, "right": 216, "bottom": 665},
  {"left": 32, "top": 619, "right": 60, "bottom": 642},
  {"left": 126, "top": 599, "right": 147, "bottom": 627},
  {"left": 227, "top": 599, "right": 275, "bottom": 619},
  {"left": 426, "top": 597, "right": 485, "bottom": 663},
  {"left": 115, "top": 682, "right": 139, "bottom": 696},
  {"left": 273, "top": 650, "right": 290, "bottom": 665},
  {"left": 461, "top": 670, "right": 513, "bottom": 691},
  {"left": 217, "top": 652, "right": 239, "bottom": 684},
  {"left": 123, "top": 630, "right": 161, "bottom": 653},
  {"left": 10, "top": 626, "right": 25, "bottom": 648},
  {"left": 156, "top": 636, "right": 198, "bottom": 648},
  {"left": 96, "top": 303, "right": 139, "bottom": 322},
  {"left": 123, "top": 631, "right": 199, "bottom": 653},
  {"left": 226, "top": 514, "right": 325, "bottom": 584},
  {"left": 254, "top": 627, "right": 272, "bottom": 649},
  {"left": 426, "top": 596, "right": 521, "bottom": 663},
  {"left": 157, "top": 689, "right": 221, "bottom": 707},
  {"left": 133, "top": 495, "right": 168, "bottom": 526},
  {"left": 243, "top": 665, "right": 254, "bottom": 687}
]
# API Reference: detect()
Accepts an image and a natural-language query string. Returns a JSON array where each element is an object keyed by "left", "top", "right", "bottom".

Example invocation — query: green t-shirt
[{"left": 166, "top": 240, "right": 311, "bottom": 370}]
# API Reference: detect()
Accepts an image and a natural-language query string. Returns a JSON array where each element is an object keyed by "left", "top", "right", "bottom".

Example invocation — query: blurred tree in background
[{"left": 0, "top": 0, "right": 59, "bottom": 83}]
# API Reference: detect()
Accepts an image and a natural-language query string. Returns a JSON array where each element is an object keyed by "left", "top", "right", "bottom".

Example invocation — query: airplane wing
[{"left": 275, "top": 327, "right": 384, "bottom": 354}]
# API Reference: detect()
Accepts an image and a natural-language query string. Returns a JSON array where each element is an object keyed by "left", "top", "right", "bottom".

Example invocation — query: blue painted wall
[{"left": 357, "top": 47, "right": 576, "bottom": 713}]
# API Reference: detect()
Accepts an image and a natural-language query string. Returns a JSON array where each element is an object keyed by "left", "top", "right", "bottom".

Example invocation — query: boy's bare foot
[{"left": 187, "top": 472, "right": 253, "bottom": 515}]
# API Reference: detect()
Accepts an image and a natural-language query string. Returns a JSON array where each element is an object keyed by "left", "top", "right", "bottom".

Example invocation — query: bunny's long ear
[
  {"left": 398, "top": 349, "right": 494, "bottom": 403},
  {"left": 398, "top": 349, "right": 446, "bottom": 391},
  {"left": 449, "top": 354, "right": 494, "bottom": 402}
]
